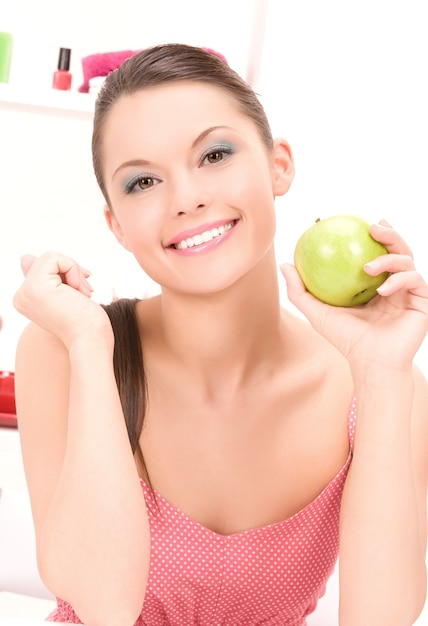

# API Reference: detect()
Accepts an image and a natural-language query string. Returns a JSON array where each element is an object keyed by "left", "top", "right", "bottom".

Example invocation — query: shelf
[{"left": 0, "top": 83, "right": 95, "bottom": 115}]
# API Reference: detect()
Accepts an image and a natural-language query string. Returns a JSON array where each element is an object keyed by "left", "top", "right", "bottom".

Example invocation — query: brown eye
[
  {"left": 138, "top": 177, "right": 154, "bottom": 189},
  {"left": 206, "top": 151, "right": 224, "bottom": 164}
]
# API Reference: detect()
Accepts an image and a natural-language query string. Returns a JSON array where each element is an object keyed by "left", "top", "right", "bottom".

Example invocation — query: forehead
[
  {"left": 101, "top": 81, "right": 256, "bottom": 166},
  {"left": 109, "top": 80, "right": 244, "bottom": 126}
]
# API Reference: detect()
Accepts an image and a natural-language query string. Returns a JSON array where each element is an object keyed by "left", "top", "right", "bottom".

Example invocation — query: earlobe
[
  {"left": 272, "top": 139, "right": 295, "bottom": 197},
  {"left": 104, "top": 206, "right": 130, "bottom": 250}
]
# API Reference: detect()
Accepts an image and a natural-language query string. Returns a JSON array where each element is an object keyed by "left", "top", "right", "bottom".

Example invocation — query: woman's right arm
[{"left": 14, "top": 252, "right": 150, "bottom": 626}]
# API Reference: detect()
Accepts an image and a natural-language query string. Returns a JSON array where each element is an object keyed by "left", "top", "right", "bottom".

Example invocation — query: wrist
[
  {"left": 350, "top": 359, "right": 414, "bottom": 393},
  {"left": 68, "top": 328, "right": 115, "bottom": 362},
  {"left": 349, "top": 353, "right": 413, "bottom": 381}
]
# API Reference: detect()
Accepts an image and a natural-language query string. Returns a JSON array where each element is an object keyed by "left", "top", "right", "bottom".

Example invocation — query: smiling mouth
[{"left": 172, "top": 220, "right": 236, "bottom": 250}]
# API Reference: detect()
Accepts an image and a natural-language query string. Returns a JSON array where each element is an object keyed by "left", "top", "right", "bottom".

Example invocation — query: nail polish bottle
[{"left": 52, "top": 47, "right": 72, "bottom": 91}]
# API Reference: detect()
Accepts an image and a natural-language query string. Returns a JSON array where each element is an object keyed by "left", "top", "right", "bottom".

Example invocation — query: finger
[
  {"left": 280, "top": 262, "right": 306, "bottom": 297},
  {"left": 376, "top": 270, "right": 428, "bottom": 299},
  {"left": 20, "top": 254, "right": 37, "bottom": 276},
  {"left": 364, "top": 253, "right": 415, "bottom": 276},
  {"left": 280, "top": 263, "right": 330, "bottom": 316},
  {"left": 369, "top": 222, "right": 414, "bottom": 258},
  {"left": 37, "top": 252, "right": 91, "bottom": 294},
  {"left": 59, "top": 264, "right": 85, "bottom": 290},
  {"left": 61, "top": 265, "right": 93, "bottom": 296},
  {"left": 27, "top": 252, "right": 93, "bottom": 297}
]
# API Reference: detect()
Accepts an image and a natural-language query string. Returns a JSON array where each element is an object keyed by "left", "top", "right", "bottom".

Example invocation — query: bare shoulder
[
  {"left": 278, "top": 309, "right": 354, "bottom": 445},
  {"left": 280, "top": 308, "right": 353, "bottom": 390},
  {"left": 15, "top": 322, "right": 70, "bottom": 532}
]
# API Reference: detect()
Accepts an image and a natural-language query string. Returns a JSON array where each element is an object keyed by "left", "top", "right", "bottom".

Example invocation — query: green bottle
[{"left": 0, "top": 32, "right": 13, "bottom": 83}]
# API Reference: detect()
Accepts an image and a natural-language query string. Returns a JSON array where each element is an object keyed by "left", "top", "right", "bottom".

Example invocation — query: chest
[
  {"left": 138, "top": 387, "right": 352, "bottom": 535},
  {"left": 139, "top": 456, "right": 348, "bottom": 624}
]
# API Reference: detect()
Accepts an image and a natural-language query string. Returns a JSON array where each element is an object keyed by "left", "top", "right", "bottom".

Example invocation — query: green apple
[{"left": 294, "top": 214, "right": 389, "bottom": 306}]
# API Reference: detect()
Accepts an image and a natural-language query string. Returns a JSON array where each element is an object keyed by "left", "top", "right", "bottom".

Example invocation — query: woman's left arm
[
  {"left": 282, "top": 221, "right": 428, "bottom": 625},
  {"left": 338, "top": 361, "right": 428, "bottom": 626}
]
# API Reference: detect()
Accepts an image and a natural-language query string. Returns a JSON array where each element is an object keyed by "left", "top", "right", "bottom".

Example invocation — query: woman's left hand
[{"left": 281, "top": 220, "right": 428, "bottom": 370}]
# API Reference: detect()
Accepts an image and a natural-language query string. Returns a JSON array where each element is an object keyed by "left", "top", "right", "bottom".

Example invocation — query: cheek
[
  {"left": 110, "top": 198, "right": 164, "bottom": 247},
  {"left": 120, "top": 216, "right": 155, "bottom": 249},
  {"left": 233, "top": 170, "right": 276, "bottom": 221},
  {"left": 218, "top": 170, "right": 260, "bottom": 209},
  {"left": 229, "top": 155, "right": 274, "bottom": 201}
]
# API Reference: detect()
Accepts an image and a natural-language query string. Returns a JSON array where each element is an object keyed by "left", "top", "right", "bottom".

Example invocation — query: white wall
[
  {"left": 1, "top": 0, "right": 257, "bottom": 91},
  {"left": 260, "top": 0, "right": 428, "bottom": 372},
  {"left": 1, "top": 0, "right": 428, "bottom": 375}
]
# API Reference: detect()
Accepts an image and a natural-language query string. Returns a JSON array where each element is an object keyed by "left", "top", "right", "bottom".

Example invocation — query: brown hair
[
  {"left": 93, "top": 44, "right": 274, "bottom": 478},
  {"left": 100, "top": 298, "right": 149, "bottom": 480}
]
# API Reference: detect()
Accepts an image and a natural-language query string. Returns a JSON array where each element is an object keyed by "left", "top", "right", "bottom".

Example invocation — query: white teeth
[
  {"left": 202, "top": 231, "right": 213, "bottom": 243},
  {"left": 174, "top": 221, "right": 234, "bottom": 250}
]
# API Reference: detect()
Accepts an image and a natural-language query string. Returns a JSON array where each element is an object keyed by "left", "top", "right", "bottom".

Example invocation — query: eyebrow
[
  {"left": 112, "top": 125, "right": 233, "bottom": 180},
  {"left": 191, "top": 125, "right": 232, "bottom": 148}
]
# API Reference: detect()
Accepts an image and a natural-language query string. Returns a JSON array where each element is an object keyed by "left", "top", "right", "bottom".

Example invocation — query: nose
[{"left": 169, "top": 171, "right": 213, "bottom": 217}]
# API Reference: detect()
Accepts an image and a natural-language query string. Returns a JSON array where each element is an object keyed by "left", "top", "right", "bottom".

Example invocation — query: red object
[
  {"left": 0, "top": 412, "right": 17, "bottom": 427},
  {"left": 52, "top": 70, "right": 72, "bottom": 91},
  {"left": 53, "top": 47, "right": 72, "bottom": 91},
  {"left": 0, "top": 371, "right": 17, "bottom": 427}
]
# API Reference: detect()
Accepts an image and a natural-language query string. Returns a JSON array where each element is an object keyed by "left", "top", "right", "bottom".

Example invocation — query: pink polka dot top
[{"left": 48, "top": 397, "right": 356, "bottom": 625}]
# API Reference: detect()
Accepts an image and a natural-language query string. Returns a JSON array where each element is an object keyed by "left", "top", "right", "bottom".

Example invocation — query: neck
[{"left": 150, "top": 250, "right": 284, "bottom": 397}]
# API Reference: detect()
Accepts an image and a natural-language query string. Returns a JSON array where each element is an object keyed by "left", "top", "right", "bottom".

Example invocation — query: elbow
[
  {"left": 411, "top": 570, "right": 427, "bottom": 625},
  {"left": 37, "top": 555, "right": 145, "bottom": 626},
  {"left": 339, "top": 587, "right": 427, "bottom": 626}
]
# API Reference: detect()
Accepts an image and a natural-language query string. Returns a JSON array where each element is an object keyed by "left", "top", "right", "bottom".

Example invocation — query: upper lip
[{"left": 165, "top": 219, "right": 237, "bottom": 248}]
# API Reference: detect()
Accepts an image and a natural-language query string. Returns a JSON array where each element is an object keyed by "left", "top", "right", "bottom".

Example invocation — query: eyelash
[
  {"left": 200, "top": 144, "right": 235, "bottom": 166},
  {"left": 124, "top": 144, "right": 235, "bottom": 195},
  {"left": 124, "top": 174, "right": 159, "bottom": 195}
]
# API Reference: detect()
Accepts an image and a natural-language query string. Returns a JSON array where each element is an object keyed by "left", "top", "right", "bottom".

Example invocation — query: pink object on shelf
[
  {"left": 78, "top": 46, "right": 228, "bottom": 94},
  {"left": 78, "top": 49, "right": 139, "bottom": 93},
  {"left": 202, "top": 47, "right": 228, "bottom": 64}
]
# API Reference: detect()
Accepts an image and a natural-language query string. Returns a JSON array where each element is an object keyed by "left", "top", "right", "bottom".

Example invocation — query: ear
[
  {"left": 104, "top": 206, "right": 131, "bottom": 251},
  {"left": 271, "top": 138, "right": 295, "bottom": 197}
]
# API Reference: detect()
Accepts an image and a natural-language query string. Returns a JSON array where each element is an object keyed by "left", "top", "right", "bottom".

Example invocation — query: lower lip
[{"left": 168, "top": 221, "right": 237, "bottom": 257}]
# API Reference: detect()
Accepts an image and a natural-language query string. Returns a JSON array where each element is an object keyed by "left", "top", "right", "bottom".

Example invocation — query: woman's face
[{"left": 102, "top": 81, "right": 293, "bottom": 295}]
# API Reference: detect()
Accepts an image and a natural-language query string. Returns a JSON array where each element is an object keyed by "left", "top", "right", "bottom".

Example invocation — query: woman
[{"left": 13, "top": 43, "right": 428, "bottom": 625}]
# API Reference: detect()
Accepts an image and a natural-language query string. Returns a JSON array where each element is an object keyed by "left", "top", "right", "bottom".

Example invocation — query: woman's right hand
[{"left": 13, "top": 251, "right": 113, "bottom": 349}]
